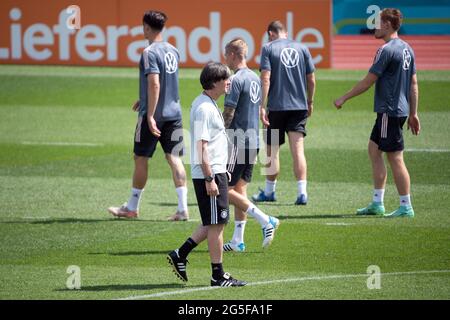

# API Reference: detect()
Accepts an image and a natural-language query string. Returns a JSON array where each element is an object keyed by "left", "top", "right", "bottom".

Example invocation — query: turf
[{"left": 0, "top": 65, "right": 449, "bottom": 300}]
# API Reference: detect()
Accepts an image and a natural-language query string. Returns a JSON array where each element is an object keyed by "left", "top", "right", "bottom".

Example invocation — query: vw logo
[
  {"left": 402, "top": 48, "right": 411, "bottom": 70},
  {"left": 280, "top": 48, "right": 299, "bottom": 68},
  {"left": 250, "top": 81, "right": 260, "bottom": 104},
  {"left": 165, "top": 52, "right": 178, "bottom": 74}
]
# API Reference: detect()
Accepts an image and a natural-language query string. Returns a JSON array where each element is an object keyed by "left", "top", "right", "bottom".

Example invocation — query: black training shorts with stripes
[
  {"left": 264, "top": 110, "right": 308, "bottom": 146},
  {"left": 227, "top": 145, "right": 258, "bottom": 187},
  {"left": 370, "top": 113, "right": 407, "bottom": 152},
  {"left": 133, "top": 114, "right": 184, "bottom": 158},
  {"left": 192, "top": 173, "right": 230, "bottom": 226}
]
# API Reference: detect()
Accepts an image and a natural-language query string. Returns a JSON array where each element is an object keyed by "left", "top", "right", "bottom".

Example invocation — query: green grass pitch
[{"left": 0, "top": 65, "right": 449, "bottom": 300}]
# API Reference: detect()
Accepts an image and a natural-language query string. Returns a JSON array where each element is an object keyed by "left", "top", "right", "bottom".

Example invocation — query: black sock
[
  {"left": 211, "top": 263, "right": 224, "bottom": 280},
  {"left": 178, "top": 238, "right": 197, "bottom": 259}
]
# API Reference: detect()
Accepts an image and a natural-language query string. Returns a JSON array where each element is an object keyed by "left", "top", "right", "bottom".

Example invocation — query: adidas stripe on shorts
[
  {"left": 370, "top": 113, "right": 407, "bottom": 152},
  {"left": 192, "top": 173, "right": 230, "bottom": 226}
]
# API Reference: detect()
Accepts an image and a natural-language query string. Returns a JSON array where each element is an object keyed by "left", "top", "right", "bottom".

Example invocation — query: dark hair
[
  {"left": 267, "top": 20, "right": 286, "bottom": 35},
  {"left": 143, "top": 10, "right": 167, "bottom": 31},
  {"left": 381, "top": 8, "right": 403, "bottom": 31},
  {"left": 200, "top": 62, "right": 231, "bottom": 90}
]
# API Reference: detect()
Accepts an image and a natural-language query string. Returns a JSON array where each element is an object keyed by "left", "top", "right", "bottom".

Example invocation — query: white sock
[
  {"left": 246, "top": 204, "right": 270, "bottom": 227},
  {"left": 176, "top": 186, "right": 188, "bottom": 212},
  {"left": 400, "top": 194, "right": 411, "bottom": 207},
  {"left": 127, "top": 188, "right": 143, "bottom": 211},
  {"left": 297, "top": 180, "right": 307, "bottom": 197},
  {"left": 232, "top": 220, "right": 246, "bottom": 244},
  {"left": 373, "top": 189, "right": 385, "bottom": 203},
  {"left": 264, "top": 179, "right": 277, "bottom": 196}
]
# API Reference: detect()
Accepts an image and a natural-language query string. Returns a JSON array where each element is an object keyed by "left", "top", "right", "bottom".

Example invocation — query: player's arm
[
  {"left": 223, "top": 106, "right": 236, "bottom": 129},
  {"left": 306, "top": 72, "right": 316, "bottom": 117},
  {"left": 408, "top": 73, "right": 420, "bottom": 135},
  {"left": 334, "top": 72, "right": 378, "bottom": 109},
  {"left": 197, "top": 140, "right": 219, "bottom": 196},
  {"left": 260, "top": 70, "right": 271, "bottom": 126},
  {"left": 147, "top": 73, "right": 161, "bottom": 137}
]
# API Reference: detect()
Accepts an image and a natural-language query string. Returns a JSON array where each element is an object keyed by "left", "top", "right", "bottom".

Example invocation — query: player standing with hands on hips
[{"left": 334, "top": 8, "right": 420, "bottom": 218}]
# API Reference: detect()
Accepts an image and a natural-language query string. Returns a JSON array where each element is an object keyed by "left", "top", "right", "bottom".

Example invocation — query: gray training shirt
[
  {"left": 139, "top": 41, "right": 182, "bottom": 121},
  {"left": 260, "top": 38, "right": 315, "bottom": 111},
  {"left": 224, "top": 67, "right": 261, "bottom": 149},
  {"left": 369, "top": 38, "right": 416, "bottom": 117}
]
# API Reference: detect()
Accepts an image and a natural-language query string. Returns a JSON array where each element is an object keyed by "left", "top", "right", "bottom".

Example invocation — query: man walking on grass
[
  {"left": 108, "top": 11, "right": 189, "bottom": 221},
  {"left": 334, "top": 8, "right": 420, "bottom": 218},
  {"left": 167, "top": 62, "right": 246, "bottom": 287},
  {"left": 253, "top": 21, "right": 316, "bottom": 205},
  {"left": 222, "top": 38, "right": 280, "bottom": 252}
]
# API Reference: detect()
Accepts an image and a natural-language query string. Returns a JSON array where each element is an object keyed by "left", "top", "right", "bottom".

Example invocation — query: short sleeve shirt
[
  {"left": 190, "top": 94, "right": 229, "bottom": 179},
  {"left": 369, "top": 38, "right": 416, "bottom": 117},
  {"left": 224, "top": 68, "right": 261, "bottom": 149},
  {"left": 260, "top": 38, "right": 315, "bottom": 111},
  {"left": 139, "top": 42, "right": 182, "bottom": 121}
]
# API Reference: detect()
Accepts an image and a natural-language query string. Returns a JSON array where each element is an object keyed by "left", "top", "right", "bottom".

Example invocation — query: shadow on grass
[
  {"left": 277, "top": 213, "right": 380, "bottom": 220},
  {"left": 0, "top": 218, "right": 187, "bottom": 224},
  {"left": 0, "top": 218, "right": 109, "bottom": 224},
  {"left": 31, "top": 218, "right": 117, "bottom": 224},
  {"left": 89, "top": 249, "right": 209, "bottom": 256},
  {"left": 55, "top": 282, "right": 198, "bottom": 292},
  {"left": 1, "top": 214, "right": 376, "bottom": 224},
  {"left": 147, "top": 202, "right": 198, "bottom": 207},
  {"left": 89, "top": 249, "right": 263, "bottom": 256}
]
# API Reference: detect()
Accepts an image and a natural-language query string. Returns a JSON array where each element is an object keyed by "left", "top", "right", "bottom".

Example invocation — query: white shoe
[
  {"left": 262, "top": 216, "right": 280, "bottom": 248},
  {"left": 167, "top": 211, "right": 189, "bottom": 221},
  {"left": 108, "top": 203, "right": 138, "bottom": 218}
]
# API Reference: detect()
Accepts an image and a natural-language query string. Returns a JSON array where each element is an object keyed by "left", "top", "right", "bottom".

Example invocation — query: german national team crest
[
  {"left": 280, "top": 48, "right": 299, "bottom": 68},
  {"left": 165, "top": 52, "right": 178, "bottom": 74},
  {"left": 250, "top": 81, "right": 260, "bottom": 104},
  {"left": 220, "top": 209, "right": 229, "bottom": 219},
  {"left": 402, "top": 48, "right": 411, "bottom": 70}
]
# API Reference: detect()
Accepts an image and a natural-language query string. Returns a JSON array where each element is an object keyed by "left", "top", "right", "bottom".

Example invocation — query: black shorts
[
  {"left": 192, "top": 173, "right": 230, "bottom": 226},
  {"left": 370, "top": 113, "right": 407, "bottom": 152},
  {"left": 227, "top": 146, "right": 258, "bottom": 187},
  {"left": 134, "top": 115, "right": 184, "bottom": 158},
  {"left": 264, "top": 110, "right": 308, "bottom": 146}
]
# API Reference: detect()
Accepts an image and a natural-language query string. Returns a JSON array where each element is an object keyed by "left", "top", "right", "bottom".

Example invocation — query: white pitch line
[
  {"left": 21, "top": 141, "right": 104, "bottom": 147},
  {"left": 405, "top": 148, "right": 450, "bottom": 153},
  {"left": 116, "top": 269, "right": 450, "bottom": 300}
]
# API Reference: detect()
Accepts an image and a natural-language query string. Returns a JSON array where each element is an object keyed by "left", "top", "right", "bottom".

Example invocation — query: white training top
[{"left": 190, "top": 93, "right": 228, "bottom": 179}]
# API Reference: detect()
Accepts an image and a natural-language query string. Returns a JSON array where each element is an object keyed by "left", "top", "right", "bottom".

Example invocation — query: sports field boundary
[{"left": 116, "top": 269, "right": 450, "bottom": 300}]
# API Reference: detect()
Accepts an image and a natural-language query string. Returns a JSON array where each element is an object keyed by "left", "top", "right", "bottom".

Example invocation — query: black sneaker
[
  {"left": 210, "top": 272, "right": 247, "bottom": 287},
  {"left": 167, "top": 249, "right": 188, "bottom": 282}
]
